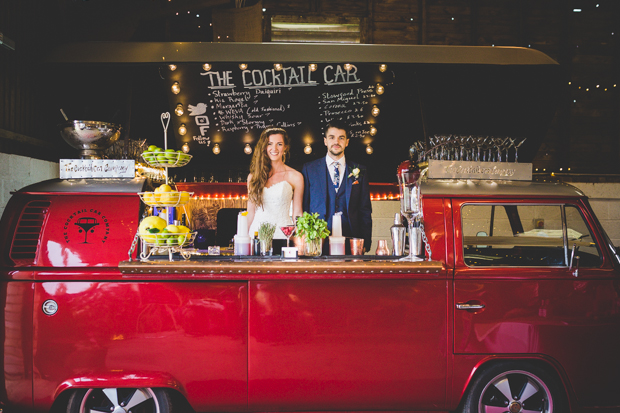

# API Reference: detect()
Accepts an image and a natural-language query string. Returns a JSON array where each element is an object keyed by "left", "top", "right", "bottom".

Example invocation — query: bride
[{"left": 247, "top": 127, "right": 304, "bottom": 239}]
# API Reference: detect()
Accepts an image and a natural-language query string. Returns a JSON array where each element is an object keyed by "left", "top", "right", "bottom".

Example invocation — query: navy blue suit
[{"left": 302, "top": 158, "right": 372, "bottom": 251}]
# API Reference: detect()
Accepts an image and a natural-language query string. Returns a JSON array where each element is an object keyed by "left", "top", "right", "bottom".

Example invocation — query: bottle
[
  {"left": 253, "top": 231, "right": 261, "bottom": 256},
  {"left": 390, "top": 212, "right": 406, "bottom": 256}
]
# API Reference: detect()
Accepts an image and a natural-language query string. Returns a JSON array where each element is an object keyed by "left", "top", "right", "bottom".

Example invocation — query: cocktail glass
[{"left": 280, "top": 225, "right": 296, "bottom": 248}]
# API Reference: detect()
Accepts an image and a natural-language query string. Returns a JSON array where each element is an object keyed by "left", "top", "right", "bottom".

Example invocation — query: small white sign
[
  {"left": 428, "top": 160, "right": 532, "bottom": 181},
  {"left": 60, "top": 159, "right": 135, "bottom": 179}
]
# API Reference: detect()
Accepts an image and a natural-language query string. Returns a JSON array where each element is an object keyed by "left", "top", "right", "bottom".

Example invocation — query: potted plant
[{"left": 295, "top": 212, "right": 330, "bottom": 256}]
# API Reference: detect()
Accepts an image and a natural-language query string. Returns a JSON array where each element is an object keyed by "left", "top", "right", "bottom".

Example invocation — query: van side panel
[
  {"left": 32, "top": 281, "right": 248, "bottom": 412},
  {"left": 38, "top": 195, "right": 140, "bottom": 267},
  {"left": 1, "top": 280, "right": 34, "bottom": 411}
]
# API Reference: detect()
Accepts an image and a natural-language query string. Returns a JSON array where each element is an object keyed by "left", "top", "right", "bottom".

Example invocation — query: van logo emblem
[{"left": 63, "top": 209, "right": 110, "bottom": 244}]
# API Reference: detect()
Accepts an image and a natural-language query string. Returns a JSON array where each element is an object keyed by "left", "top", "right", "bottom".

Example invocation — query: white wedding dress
[{"left": 248, "top": 180, "right": 293, "bottom": 239}]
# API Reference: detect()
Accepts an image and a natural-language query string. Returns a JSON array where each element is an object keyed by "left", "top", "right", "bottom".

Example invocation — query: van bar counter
[{"left": 119, "top": 258, "right": 443, "bottom": 279}]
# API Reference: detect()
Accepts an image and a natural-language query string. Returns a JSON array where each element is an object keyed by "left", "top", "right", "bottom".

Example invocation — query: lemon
[
  {"left": 139, "top": 216, "right": 167, "bottom": 243},
  {"left": 179, "top": 191, "right": 190, "bottom": 205}
]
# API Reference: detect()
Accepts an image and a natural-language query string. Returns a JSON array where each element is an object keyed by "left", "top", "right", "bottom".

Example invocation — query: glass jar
[{"left": 304, "top": 237, "right": 323, "bottom": 256}]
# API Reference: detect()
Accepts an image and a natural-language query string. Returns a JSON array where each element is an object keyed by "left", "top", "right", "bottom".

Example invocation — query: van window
[{"left": 462, "top": 204, "right": 601, "bottom": 267}]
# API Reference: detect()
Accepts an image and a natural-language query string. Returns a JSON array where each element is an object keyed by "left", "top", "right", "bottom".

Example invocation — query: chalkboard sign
[
  {"left": 164, "top": 62, "right": 417, "bottom": 182},
  {"left": 170, "top": 62, "right": 387, "bottom": 144}
]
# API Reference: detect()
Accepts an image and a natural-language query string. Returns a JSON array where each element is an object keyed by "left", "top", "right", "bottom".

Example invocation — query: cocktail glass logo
[
  {"left": 63, "top": 209, "right": 110, "bottom": 244},
  {"left": 75, "top": 217, "right": 99, "bottom": 243}
]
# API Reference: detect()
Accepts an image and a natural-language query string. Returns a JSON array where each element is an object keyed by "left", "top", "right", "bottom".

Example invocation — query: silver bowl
[{"left": 59, "top": 120, "right": 122, "bottom": 159}]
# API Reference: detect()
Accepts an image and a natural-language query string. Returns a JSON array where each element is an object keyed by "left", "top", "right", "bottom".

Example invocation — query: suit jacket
[{"left": 302, "top": 157, "right": 372, "bottom": 250}]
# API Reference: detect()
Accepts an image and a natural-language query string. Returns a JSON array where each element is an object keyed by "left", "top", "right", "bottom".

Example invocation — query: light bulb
[
  {"left": 369, "top": 126, "right": 377, "bottom": 136},
  {"left": 244, "top": 144, "right": 252, "bottom": 155},
  {"left": 203, "top": 63, "right": 212, "bottom": 71},
  {"left": 213, "top": 143, "right": 220, "bottom": 155},
  {"left": 343, "top": 63, "right": 352, "bottom": 71},
  {"left": 376, "top": 83, "right": 385, "bottom": 95},
  {"left": 371, "top": 105, "right": 380, "bottom": 117},
  {"left": 171, "top": 81, "right": 181, "bottom": 94},
  {"left": 304, "top": 144, "right": 312, "bottom": 155},
  {"left": 178, "top": 124, "right": 187, "bottom": 136},
  {"left": 239, "top": 63, "right": 248, "bottom": 70},
  {"left": 309, "top": 63, "right": 317, "bottom": 72},
  {"left": 379, "top": 64, "right": 387, "bottom": 72},
  {"left": 182, "top": 143, "right": 190, "bottom": 153},
  {"left": 274, "top": 63, "right": 283, "bottom": 71},
  {"left": 175, "top": 103, "right": 184, "bottom": 116},
  {"left": 169, "top": 64, "right": 177, "bottom": 71},
  {"left": 366, "top": 144, "right": 374, "bottom": 155}
]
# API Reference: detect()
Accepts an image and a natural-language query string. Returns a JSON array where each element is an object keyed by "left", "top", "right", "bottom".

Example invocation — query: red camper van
[{"left": 1, "top": 43, "right": 618, "bottom": 413}]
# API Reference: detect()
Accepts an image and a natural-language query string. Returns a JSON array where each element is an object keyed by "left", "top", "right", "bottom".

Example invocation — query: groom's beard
[{"left": 328, "top": 145, "right": 344, "bottom": 157}]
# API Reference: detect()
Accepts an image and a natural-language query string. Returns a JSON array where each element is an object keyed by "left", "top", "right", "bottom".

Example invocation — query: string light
[
  {"left": 244, "top": 144, "right": 252, "bottom": 155},
  {"left": 379, "top": 64, "right": 387, "bottom": 72},
  {"left": 203, "top": 63, "right": 212, "bottom": 71},
  {"left": 175, "top": 103, "right": 184, "bottom": 116},
  {"left": 274, "top": 63, "right": 283, "bottom": 71},
  {"left": 369, "top": 126, "right": 377, "bottom": 136},
  {"left": 169, "top": 64, "right": 177, "bottom": 71},
  {"left": 376, "top": 83, "right": 385, "bottom": 95},
  {"left": 212, "top": 143, "right": 220, "bottom": 155},
  {"left": 343, "top": 63, "right": 352, "bottom": 71},
  {"left": 371, "top": 105, "right": 380, "bottom": 117},
  {"left": 178, "top": 124, "right": 187, "bottom": 135},
  {"left": 171, "top": 81, "right": 180, "bottom": 94},
  {"left": 366, "top": 144, "right": 374, "bottom": 155},
  {"left": 304, "top": 144, "right": 312, "bottom": 155},
  {"left": 182, "top": 143, "right": 190, "bottom": 153},
  {"left": 309, "top": 63, "right": 317, "bottom": 72},
  {"left": 239, "top": 63, "right": 248, "bottom": 70}
]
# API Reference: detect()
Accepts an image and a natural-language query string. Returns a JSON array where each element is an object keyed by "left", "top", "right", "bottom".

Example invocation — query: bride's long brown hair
[{"left": 248, "top": 127, "right": 290, "bottom": 208}]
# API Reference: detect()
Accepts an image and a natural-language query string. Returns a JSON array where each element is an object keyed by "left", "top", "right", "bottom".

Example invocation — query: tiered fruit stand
[{"left": 134, "top": 112, "right": 197, "bottom": 261}]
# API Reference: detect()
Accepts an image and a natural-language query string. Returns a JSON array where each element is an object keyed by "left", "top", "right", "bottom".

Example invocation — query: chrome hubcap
[{"left": 479, "top": 370, "right": 552, "bottom": 413}]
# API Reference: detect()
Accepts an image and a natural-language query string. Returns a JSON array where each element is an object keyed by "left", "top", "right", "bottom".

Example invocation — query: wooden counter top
[{"left": 119, "top": 257, "right": 444, "bottom": 280}]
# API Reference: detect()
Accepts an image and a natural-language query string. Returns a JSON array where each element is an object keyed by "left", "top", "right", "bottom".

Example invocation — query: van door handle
[{"left": 456, "top": 302, "right": 485, "bottom": 310}]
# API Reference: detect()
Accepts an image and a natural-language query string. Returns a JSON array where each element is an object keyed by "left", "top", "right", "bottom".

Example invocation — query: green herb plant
[
  {"left": 295, "top": 212, "right": 330, "bottom": 241},
  {"left": 258, "top": 222, "right": 276, "bottom": 244}
]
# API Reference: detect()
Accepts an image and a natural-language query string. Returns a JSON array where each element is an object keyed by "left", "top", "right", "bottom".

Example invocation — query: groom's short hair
[{"left": 324, "top": 120, "right": 349, "bottom": 138}]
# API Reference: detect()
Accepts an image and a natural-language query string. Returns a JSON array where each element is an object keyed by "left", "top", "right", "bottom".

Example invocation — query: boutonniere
[{"left": 347, "top": 166, "right": 362, "bottom": 184}]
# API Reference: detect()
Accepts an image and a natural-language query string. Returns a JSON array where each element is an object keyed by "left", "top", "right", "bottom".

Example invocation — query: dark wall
[{"left": 1, "top": 0, "right": 619, "bottom": 175}]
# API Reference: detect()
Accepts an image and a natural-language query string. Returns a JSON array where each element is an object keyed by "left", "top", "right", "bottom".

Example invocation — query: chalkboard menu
[{"left": 165, "top": 62, "right": 416, "bottom": 182}]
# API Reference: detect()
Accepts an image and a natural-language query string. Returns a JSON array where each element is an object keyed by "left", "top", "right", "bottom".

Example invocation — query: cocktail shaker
[{"left": 390, "top": 213, "right": 406, "bottom": 256}]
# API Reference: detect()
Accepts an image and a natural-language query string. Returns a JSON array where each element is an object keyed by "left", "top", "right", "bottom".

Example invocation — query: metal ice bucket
[{"left": 58, "top": 120, "right": 122, "bottom": 159}]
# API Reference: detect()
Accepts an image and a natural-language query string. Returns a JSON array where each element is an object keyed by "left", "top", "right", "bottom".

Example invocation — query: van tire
[
  {"left": 460, "top": 361, "right": 567, "bottom": 413},
  {"left": 66, "top": 387, "right": 172, "bottom": 413}
]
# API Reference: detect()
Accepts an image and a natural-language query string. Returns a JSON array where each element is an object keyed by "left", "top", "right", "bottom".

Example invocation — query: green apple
[
  {"left": 178, "top": 235, "right": 187, "bottom": 245},
  {"left": 166, "top": 237, "right": 178, "bottom": 246},
  {"left": 147, "top": 145, "right": 158, "bottom": 152},
  {"left": 156, "top": 154, "right": 168, "bottom": 164}
]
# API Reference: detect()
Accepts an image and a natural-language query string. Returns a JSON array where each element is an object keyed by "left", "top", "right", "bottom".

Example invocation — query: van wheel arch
[
  {"left": 61, "top": 387, "right": 184, "bottom": 413},
  {"left": 457, "top": 359, "right": 569, "bottom": 413}
]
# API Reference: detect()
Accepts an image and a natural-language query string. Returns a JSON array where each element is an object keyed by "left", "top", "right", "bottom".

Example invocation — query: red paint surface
[{"left": 1, "top": 189, "right": 619, "bottom": 412}]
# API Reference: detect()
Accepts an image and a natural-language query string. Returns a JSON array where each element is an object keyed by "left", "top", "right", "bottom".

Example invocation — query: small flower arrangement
[{"left": 347, "top": 165, "right": 363, "bottom": 183}]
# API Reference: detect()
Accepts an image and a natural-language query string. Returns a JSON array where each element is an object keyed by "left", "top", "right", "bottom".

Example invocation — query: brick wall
[{"left": 0, "top": 153, "right": 59, "bottom": 218}]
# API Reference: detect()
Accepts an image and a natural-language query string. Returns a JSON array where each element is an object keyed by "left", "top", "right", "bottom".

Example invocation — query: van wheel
[
  {"left": 461, "top": 362, "right": 566, "bottom": 413},
  {"left": 66, "top": 387, "right": 172, "bottom": 413}
]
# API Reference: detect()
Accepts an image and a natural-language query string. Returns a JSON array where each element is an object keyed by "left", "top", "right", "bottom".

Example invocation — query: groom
[{"left": 302, "top": 120, "right": 372, "bottom": 252}]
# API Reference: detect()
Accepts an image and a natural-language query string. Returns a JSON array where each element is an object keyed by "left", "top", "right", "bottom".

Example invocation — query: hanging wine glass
[{"left": 514, "top": 138, "right": 526, "bottom": 163}]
